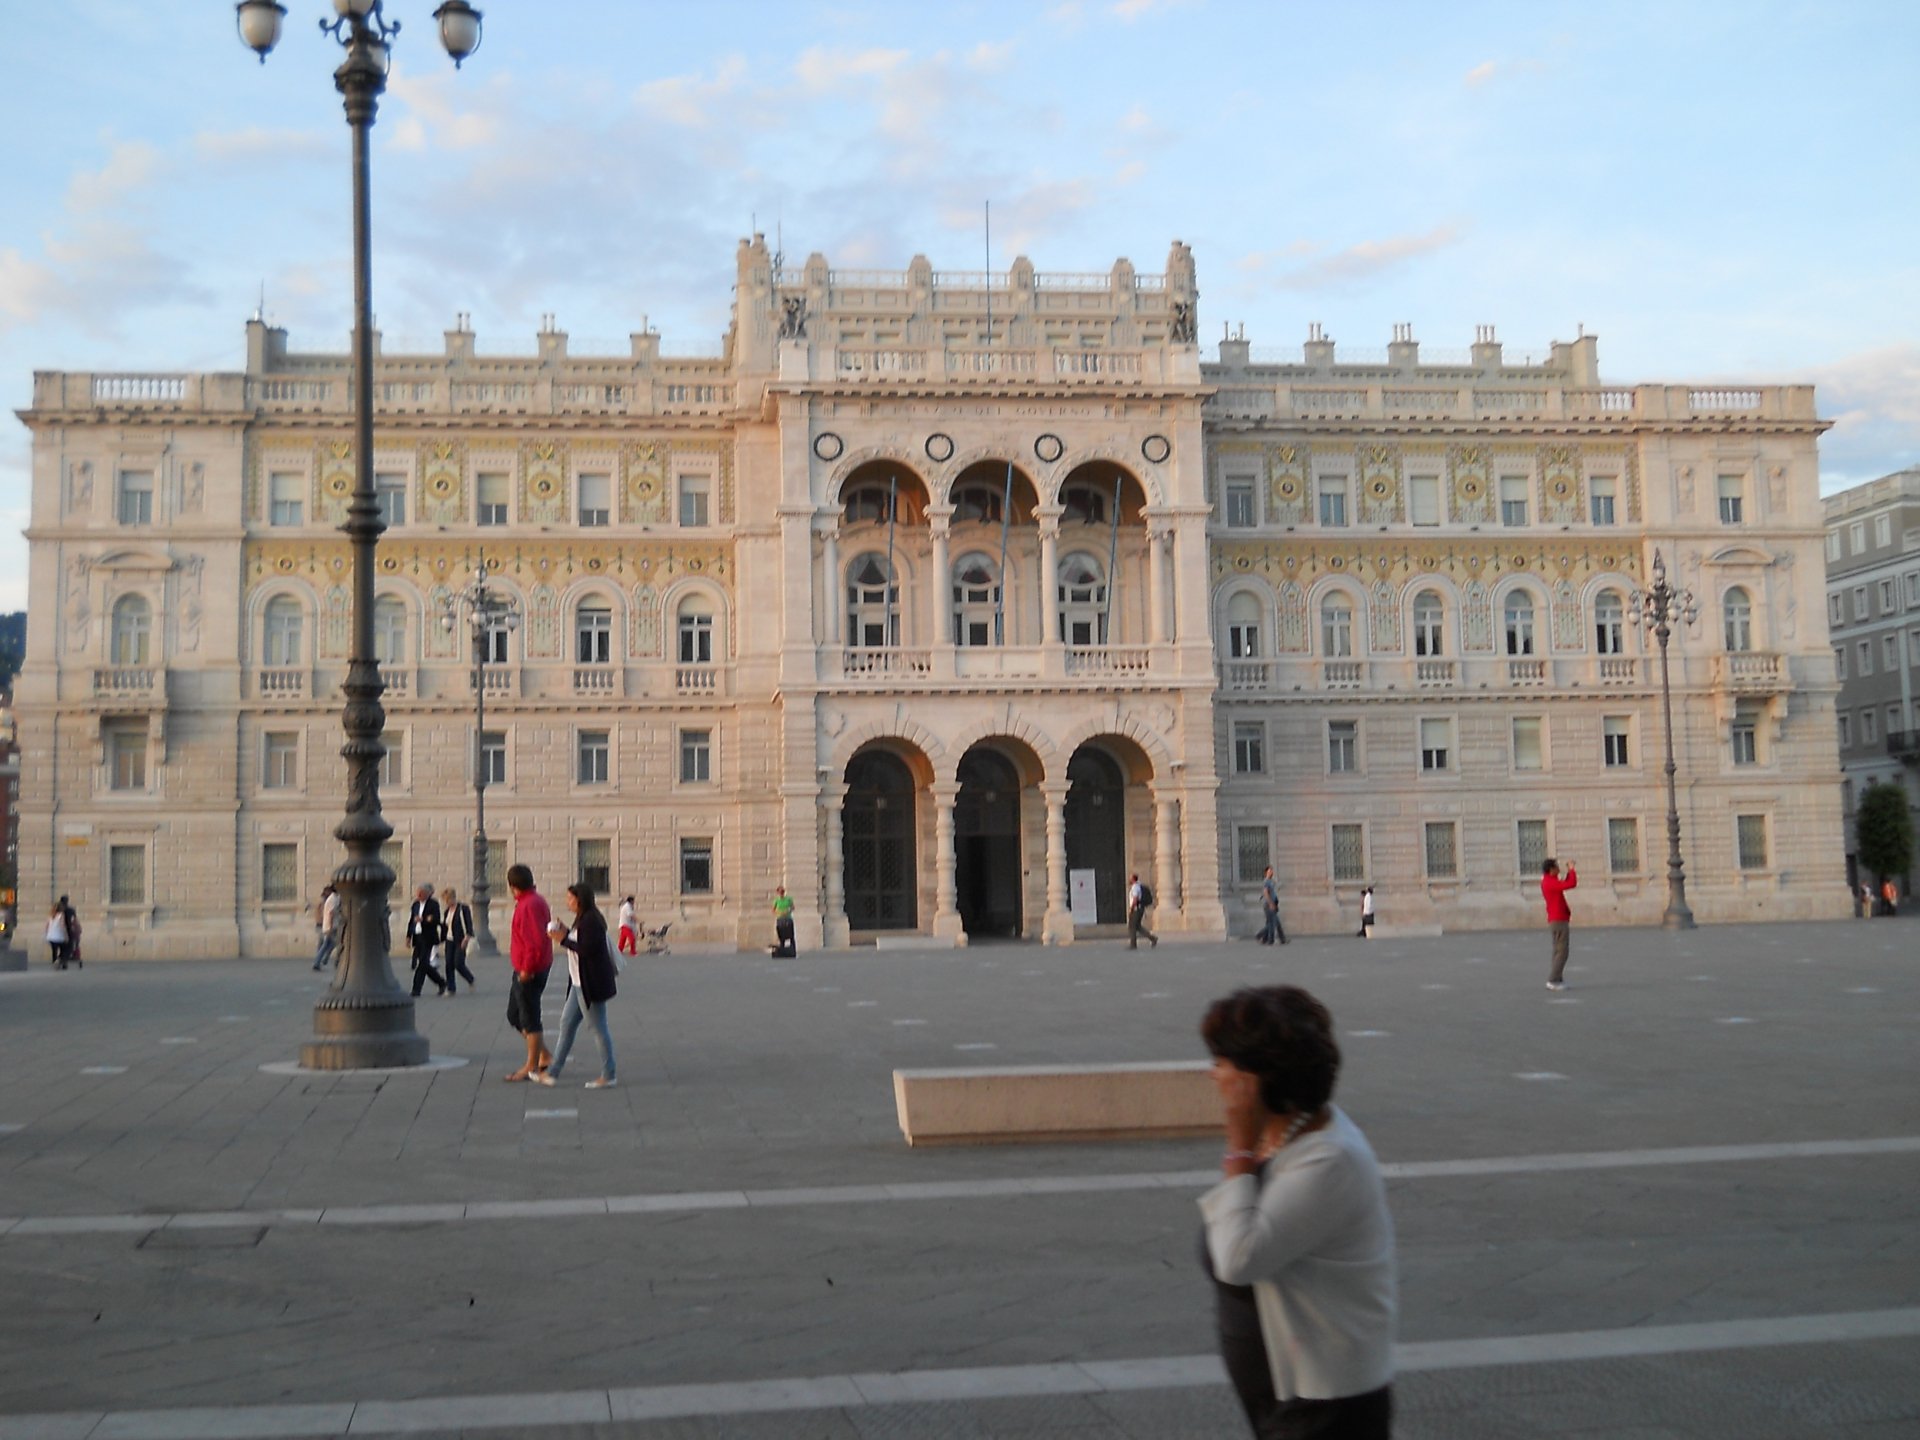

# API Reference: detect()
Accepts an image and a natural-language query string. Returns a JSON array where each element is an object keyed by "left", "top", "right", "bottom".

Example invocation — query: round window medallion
[
  {"left": 533, "top": 476, "right": 557, "bottom": 498},
  {"left": 925, "top": 432, "right": 955, "bottom": 462},
  {"left": 814, "top": 432, "right": 845, "bottom": 462},
  {"left": 1034, "top": 433, "right": 1065, "bottom": 463},
  {"left": 327, "top": 474, "right": 351, "bottom": 496},
  {"left": 1370, "top": 478, "right": 1391, "bottom": 497},
  {"left": 1141, "top": 434, "right": 1171, "bottom": 464}
]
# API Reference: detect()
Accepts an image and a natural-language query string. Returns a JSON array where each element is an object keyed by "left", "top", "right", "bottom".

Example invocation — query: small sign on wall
[{"left": 1069, "top": 869, "right": 1098, "bottom": 926}]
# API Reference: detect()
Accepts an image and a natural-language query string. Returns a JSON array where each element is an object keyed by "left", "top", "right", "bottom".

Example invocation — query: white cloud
[
  {"left": 793, "top": 46, "right": 910, "bottom": 95},
  {"left": 1465, "top": 60, "right": 1499, "bottom": 87},
  {"left": 193, "top": 126, "right": 332, "bottom": 164},
  {"left": 385, "top": 68, "right": 504, "bottom": 153},
  {"left": 1798, "top": 344, "right": 1920, "bottom": 486},
  {"left": 634, "top": 54, "right": 751, "bottom": 129},
  {"left": 66, "top": 140, "right": 163, "bottom": 213},
  {"left": 1262, "top": 224, "right": 1465, "bottom": 292}
]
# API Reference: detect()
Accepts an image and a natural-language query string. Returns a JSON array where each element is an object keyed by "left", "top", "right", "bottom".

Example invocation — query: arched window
[
  {"left": 1226, "top": 591, "right": 1262, "bottom": 659},
  {"left": 1061, "top": 485, "right": 1107, "bottom": 525},
  {"left": 1412, "top": 590, "right": 1445, "bottom": 657},
  {"left": 846, "top": 554, "right": 898, "bottom": 648},
  {"left": 676, "top": 596, "right": 715, "bottom": 665},
  {"left": 1723, "top": 586, "right": 1753, "bottom": 652},
  {"left": 1594, "top": 590, "right": 1625, "bottom": 655},
  {"left": 110, "top": 595, "right": 152, "bottom": 666},
  {"left": 1056, "top": 552, "right": 1107, "bottom": 645},
  {"left": 843, "top": 485, "right": 896, "bottom": 525},
  {"left": 1320, "top": 594, "right": 1354, "bottom": 658},
  {"left": 951, "top": 552, "right": 1002, "bottom": 647},
  {"left": 953, "top": 486, "right": 1004, "bottom": 524},
  {"left": 262, "top": 596, "right": 304, "bottom": 667},
  {"left": 374, "top": 596, "right": 407, "bottom": 665},
  {"left": 1503, "top": 592, "right": 1536, "bottom": 656},
  {"left": 575, "top": 600, "right": 613, "bottom": 664}
]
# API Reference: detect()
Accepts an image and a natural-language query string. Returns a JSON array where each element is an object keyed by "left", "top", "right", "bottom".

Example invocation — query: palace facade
[{"left": 16, "top": 239, "right": 1848, "bottom": 959}]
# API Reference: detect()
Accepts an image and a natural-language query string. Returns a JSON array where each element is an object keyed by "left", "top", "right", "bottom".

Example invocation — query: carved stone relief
[
  {"left": 1358, "top": 445, "right": 1400, "bottom": 526},
  {"left": 177, "top": 555, "right": 205, "bottom": 653},
  {"left": 323, "top": 585, "right": 351, "bottom": 658},
  {"left": 1539, "top": 445, "right": 1581, "bottom": 525},
  {"left": 631, "top": 584, "right": 660, "bottom": 657},
  {"left": 421, "top": 440, "right": 464, "bottom": 523},
  {"left": 67, "top": 556, "right": 92, "bottom": 653},
  {"left": 1277, "top": 580, "right": 1308, "bottom": 653},
  {"left": 527, "top": 584, "right": 561, "bottom": 659},
  {"left": 1551, "top": 578, "right": 1581, "bottom": 650},
  {"left": 1449, "top": 445, "right": 1491, "bottom": 526},
  {"left": 522, "top": 442, "right": 566, "bottom": 525},
  {"left": 1462, "top": 580, "right": 1492, "bottom": 651}
]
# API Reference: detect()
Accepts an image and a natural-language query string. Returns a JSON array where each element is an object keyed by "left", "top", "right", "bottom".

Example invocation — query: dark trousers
[
  {"left": 1548, "top": 922, "right": 1571, "bottom": 983},
  {"left": 410, "top": 940, "right": 446, "bottom": 996},
  {"left": 445, "top": 939, "right": 476, "bottom": 992},
  {"left": 1248, "top": 1386, "right": 1392, "bottom": 1440},
  {"left": 1128, "top": 906, "right": 1156, "bottom": 948},
  {"left": 773, "top": 915, "right": 796, "bottom": 957}
]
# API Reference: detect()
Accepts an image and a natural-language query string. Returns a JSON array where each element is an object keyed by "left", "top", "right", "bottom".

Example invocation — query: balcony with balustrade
[
  {"left": 92, "top": 667, "right": 162, "bottom": 701},
  {"left": 1713, "top": 651, "right": 1788, "bottom": 695},
  {"left": 1214, "top": 652, "right": 1660, "bottom": 697}
]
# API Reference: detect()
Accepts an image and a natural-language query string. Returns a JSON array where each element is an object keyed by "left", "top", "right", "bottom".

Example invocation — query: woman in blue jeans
[{"left": 533, "top": 882, "right": 619, "bottom": 1089}]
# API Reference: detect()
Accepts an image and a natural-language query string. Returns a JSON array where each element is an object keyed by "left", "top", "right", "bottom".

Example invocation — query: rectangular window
[
  {"left": 1857, "top": 639, "right": 1872, "bottom": 676},
  {"left": 1838, "top": 713, "right": 1852, "bottom": 748},
  {"left": 578, "top": 472, "right": 611, "bottom": 527},
  {"left": 1327, "top": 719, "right": 1357, "bottom": 774},
  {"left": 1608, "top": 817, "right": 1640, "bottom": 874},
  {"left": 1875, "top": 514, "right": 1892, "bottom": 547},
  {"left": 1863, "top": 708, "right": 1878, "bottom": 744},
  {"left": 1828, "top": 594, "right": 1843, "bottom": 627},
  {"left": 577, "top": 838, "right": 611, "bottom": 895},
  {"left": 678, "top": 612, "right": 713, "bottom": 665},
  {"left": 1835, "top": 645, "right": 1847, "bottom": 679},
  {"left": 269, "top": 472, "right": 304, "bottom": 526},
  {"left": 1499, "top": 474, "right": 1529, "bottom": 527},
  {"left": 1589, "top": 477, "right": 1616, "bottom": 526},
  {"left": 1423, "top": 821, "right": 1458, "bottom": 878},
  {"left": 479, "top": 730, "right": 507, "bottom": 785},
  {"left": 1892, "top": 704, "right": 1907, "bottom": 737},
  {"left": 1419, "top": 716, "right": 1452, "bottom": 773},
  {"left": 1849, "top": 521, "right": 1866, "bottom": 553},
  {"left": 575, "top": 606, "right": 613, "bottom": 664},
  {"left": 107, "top": 723, "right": 147, "bottom": 790},
  {"left": 679, "top": 837, "right": 714, "bottom": 895},
  {"left": 1330, "top": 824, "right": 1366, "bottom": 883},
  {"left": 1736, "top": 814, "right": 1768, "bottom": 871},
  {"left": 1853, "top": 586, "right": 1868, "bottom": 621},
  {"left": 1516, "top": 819, "right": 1549, "bottom": 877},
  {"left": 1232, "top": 720, "right": 1265, "bottom": 774},
  {"left": 262, "top": 731, "right": 299, "bottom": 790},
  {"left": 484, "top": 620, "right": 510, "bottom": 665},
  {"left": 576, "top": 729, "right": 610, "bottom": 785},
  {"left": 1716, "top": 474, "right": 1744, "bottom": 524},
  {"left": 1730, "top": 712, "right": 1757, "bottom": 766},
  {"left": 1512, "top": 715, "right": 1544, "bottom": 771},
  {"left": 1602, "top": 715, "right": 1631, "bottom": 768},
  {"left": 109, "top": 844, "right": 146, "bottom": 905},
  {"left": 1879, "top": 578, "right": 1897, "bottom": 612},
  {"left": 476, "top": 472, "right": 510, "bottom": 526},
  {"left": 380, "top": 729, "right": 405, "bottom": 788},
  {"left": 679, "top": 728, "right": 712, "bottom": 784},
  {"left": 1235, "top": 825, "right": 1270, "bottom": 884},
  {"left": 1317, "top": 475, "right": 1348, "bottom": 527},
  {"left": 1907, "top": 572, "right": 1920, "bottom": 606},
  {"left": 1409, "top": 474, "right": 1441, "bottom": 526},
  {"left": 1224, "top": 478, "right": 1256, "bottom": 529},
  {"left": 678, "top": 473, "right": 711, "bottom": 528},
  {"left": 1884, "top": 634, "right": 1899, "bottom": 670},
  {"left": 375, "top": 472, "right": 407, "bottom": 528},
  {"left": 1825, "top": 531, "right": 1841, "bottom": 562},
  {"left": 117, "top": 470, "right": 154, "bottom": 525},
  {"left": 262, "top": 842, "right": 299, "bottom": 903}
]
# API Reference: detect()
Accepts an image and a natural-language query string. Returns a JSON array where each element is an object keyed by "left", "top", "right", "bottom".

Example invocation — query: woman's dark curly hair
[{"left": 1200, "top": 985, "right": 1341, "bottom": 1115}]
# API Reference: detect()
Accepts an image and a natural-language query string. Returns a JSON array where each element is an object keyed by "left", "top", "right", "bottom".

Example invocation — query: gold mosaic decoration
[
  {"left": 1210, "top": 537, "right": 1643, "bottom": 588},
  {"left": 245, "top": 537, "right": 734, "bottom": 592}
]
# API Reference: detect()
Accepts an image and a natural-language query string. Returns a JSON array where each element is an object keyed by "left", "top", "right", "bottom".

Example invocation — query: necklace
[{"left": 1265, "top": 1108, "right": 1320, "bottom": 1157}]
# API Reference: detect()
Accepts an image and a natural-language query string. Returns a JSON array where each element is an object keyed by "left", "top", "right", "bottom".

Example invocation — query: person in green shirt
[{"left": 771, "top": 886, "right": 797, "bottom": 957}]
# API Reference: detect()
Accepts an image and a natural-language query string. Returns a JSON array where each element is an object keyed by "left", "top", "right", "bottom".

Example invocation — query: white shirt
[
  {"left": 1129, "top": 880, "right": 1145, "bottom": 909},
  {"left": 619, "top": 901, "right": 636, "bottom": 931},
  {"left": 322, "top": 892, "right": 340, "bottom": 931},
  {"left": 1198, "top": 1106, "right": 1397, "bottom": 1400},
  {"left": 1361, "top": 891, "right": 1374, "bottom": 918}
]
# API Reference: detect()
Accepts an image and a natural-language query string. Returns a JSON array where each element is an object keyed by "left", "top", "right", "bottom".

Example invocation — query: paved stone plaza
[{"left": 1, "top": 918, "right": 1916, "bottom": 1439}]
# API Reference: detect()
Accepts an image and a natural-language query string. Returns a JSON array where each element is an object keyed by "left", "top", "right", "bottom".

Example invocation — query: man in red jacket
[{"left": 1541, "top": 858, "right": 1577, "bottom": 990}]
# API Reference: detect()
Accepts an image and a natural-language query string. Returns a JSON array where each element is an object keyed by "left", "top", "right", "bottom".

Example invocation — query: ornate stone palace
[{"left": 16, "top": 239, "right": 1848, "bottom": 958}]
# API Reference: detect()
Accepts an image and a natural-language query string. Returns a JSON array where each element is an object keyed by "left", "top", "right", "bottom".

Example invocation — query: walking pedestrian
[
  {"left": 311, "top": 884, "right": 340, "bottom": 971},
  {"left": 533, "top": 882, "right": 618, "bottom": 1090},
  {"left": 405, "top": 884, "right": 447, "bottom": 997},
  {"left": 1128, "top": 872, "right": 1158, "bottom": 949},
  {"left": 1881, "top": 878, "right": 1899, "bottom": 917},
  {"left": 45, "top": 901, "right": 69, "bottom": 969},
  {"left": 1198, "top": 985, "right": 1397, "bottom": 1439},
  {"left": 1258, "top": 866, "right": 1283, "bottom": 946},
  {"left": 502, "top": 865, "right": 554, "bottom": 1083},
  {"left": 1541, "top": 858, "right": 1577, "bottom": 990},
  {"left": 1357, "top": 886, "right": 1375, "bottom": 939},
  {"left": 65, "top": 904, "right": 83, "bottom": 968},
  {"left": 771, "top": 885, "right": 797, "bottom": 957},
  {"left": 617, "top": 895, "right": 638, "bottom": 957},
  {"left": 441, "top": 887, "right": 477, "bottom": 994}
]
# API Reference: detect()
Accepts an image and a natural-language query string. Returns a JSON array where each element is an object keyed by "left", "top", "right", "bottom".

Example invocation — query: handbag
[{"left": 604, "top": 929, "right": 626, "bottom": 973}]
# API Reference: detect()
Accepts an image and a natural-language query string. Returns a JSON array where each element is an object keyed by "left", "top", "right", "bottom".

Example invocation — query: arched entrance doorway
[
  {"left": 843, "top": 749, "right": 917, "bottom": 930},
  {"left": 955, "top": 747, "right": 1022, "bottom": 937},
  {"left": 1065, "top": 746, "right": 1127, "bottom": 923}
]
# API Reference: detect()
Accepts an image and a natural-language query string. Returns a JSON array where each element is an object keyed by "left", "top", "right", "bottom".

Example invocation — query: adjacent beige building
[{"left": 14, "top": 240, "right": 1849, "bottom": 958}]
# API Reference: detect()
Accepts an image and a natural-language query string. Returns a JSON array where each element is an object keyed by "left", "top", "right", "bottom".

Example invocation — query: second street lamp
[
  {"left": 442, "top": 562, "right": 520, "bottom": 958},
  {"left": 240, "top": 2, "right": 482, "bottom": 1067},
  {"left": 1632, "top": 549, "right": 1700, "bottom": 931}
]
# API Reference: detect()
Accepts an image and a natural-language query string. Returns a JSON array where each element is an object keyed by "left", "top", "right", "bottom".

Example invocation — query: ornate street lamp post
[
  {"left": 239, "top": 0, "right": 483, "bottom": 1068},
  {"left": 442, "top": 561, "right": 519, "bottom": 958},
  {"left": 1631, "top": 549, "right": 1700, "bottom": 931}
]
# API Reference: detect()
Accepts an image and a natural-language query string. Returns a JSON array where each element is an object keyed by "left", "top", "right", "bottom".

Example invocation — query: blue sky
[{"left": 3, "top": 0, "right": 1916, "bottom": 611}]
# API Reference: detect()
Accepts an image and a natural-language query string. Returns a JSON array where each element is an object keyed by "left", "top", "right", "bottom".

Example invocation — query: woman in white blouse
[{"left": 1198, "top": 985, "right": 1396, "bottom": 1438}]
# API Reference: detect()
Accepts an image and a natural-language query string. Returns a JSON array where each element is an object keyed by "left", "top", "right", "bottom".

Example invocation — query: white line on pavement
[
  {"left": 3, "top": 1136, "right": 1916, "bottom": 1242},
  {"left": 4, "top": 1307, "right": 1914, "bottom": 1438}
]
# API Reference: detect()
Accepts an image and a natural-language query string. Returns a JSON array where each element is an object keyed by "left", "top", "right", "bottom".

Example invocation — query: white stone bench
[
  {"left": 1368, "top": 922, "right": 1443, "bottom": 939},
  {"left": 892, "top": 1060, "right": 1217, "bottom": 1146}
]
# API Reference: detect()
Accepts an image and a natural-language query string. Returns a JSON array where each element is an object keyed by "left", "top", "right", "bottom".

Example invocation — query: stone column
[
  {"left": 932, "top": 780, "right": 963, "bottom": 942},
  {"left": 1148, "top": 521, "right": 1170, "bottom": 645},
  {"left": 821, "top": 527, "right": 840, "bottom": 646},
  {"left": 1155, "top": 793, "right": 1182, "bottom": 925},
  {"left": 1037, "top": 508, "right": 1063, "bottom": 678},
  {"left": 928, "top": 509, "right": 954, "bottom": 680},
  {"left": 822, "top": 781, "right": 850, "bottom": 948},
  {"left": 1041, "top": 781, "right": 1073, "bottom": 944}
]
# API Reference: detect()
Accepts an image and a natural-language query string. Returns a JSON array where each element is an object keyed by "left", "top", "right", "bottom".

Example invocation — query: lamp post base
[
  {"left": 301, "top": 994, "right": 430, "bottom": 1070},
  {"left": 1661, "top": 905, "right": 1697, "bottom": 931}
]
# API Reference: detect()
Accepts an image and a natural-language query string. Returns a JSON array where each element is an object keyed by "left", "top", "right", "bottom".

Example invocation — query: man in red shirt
[
  {"left": 503, "top": 864, "right": 554, "bottom": 1082},
  {"left": 1541, "top": 858, "right": 1577, "bottom": 990}
]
